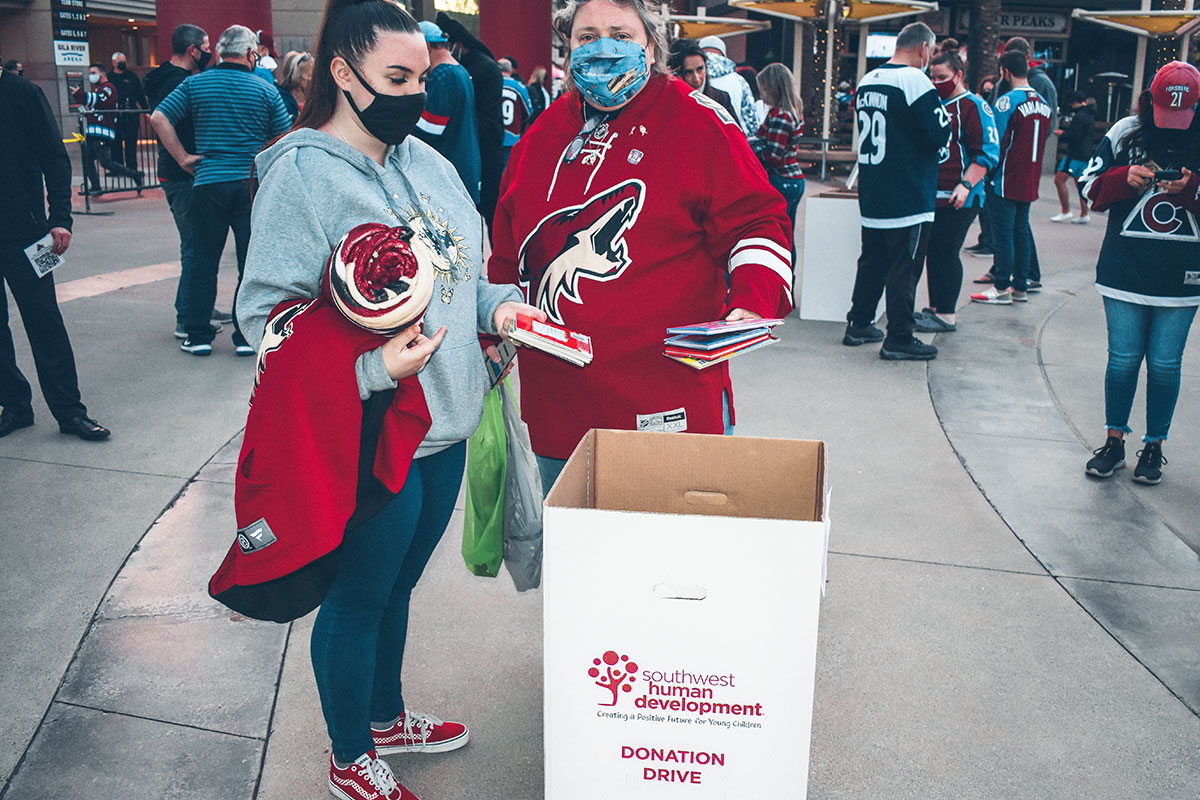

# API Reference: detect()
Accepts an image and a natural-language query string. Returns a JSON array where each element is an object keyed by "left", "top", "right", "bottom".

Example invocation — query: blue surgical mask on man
[{"left": 570, "top": 37, "right": 649, "bottom": 109}]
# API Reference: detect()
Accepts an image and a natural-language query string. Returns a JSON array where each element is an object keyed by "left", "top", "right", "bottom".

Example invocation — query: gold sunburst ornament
[{"left": 403, "top": 202, "right": 469, "bottom": 303}]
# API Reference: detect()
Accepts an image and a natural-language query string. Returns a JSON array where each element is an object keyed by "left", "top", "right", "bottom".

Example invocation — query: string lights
[{"left": 1151, "top": 0, "right": 1186, "bottom": 70}]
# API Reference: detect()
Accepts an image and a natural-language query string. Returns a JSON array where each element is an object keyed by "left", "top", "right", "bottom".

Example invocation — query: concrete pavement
[{"left": 1, "top": 185, "right": 1198, "bottom": 799}]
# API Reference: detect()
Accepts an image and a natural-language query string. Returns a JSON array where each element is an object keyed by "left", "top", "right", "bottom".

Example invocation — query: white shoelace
[
  {"left": 402, "top": 710, "right": 443, "bottom": 743},
  {"left": 348, "top": 753, "right": 401, "bottom": 798}
]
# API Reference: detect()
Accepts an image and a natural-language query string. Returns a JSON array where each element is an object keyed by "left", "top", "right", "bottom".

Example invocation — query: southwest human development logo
[
  {"left": 589, "top": 650, "right": 639, "bottom": 706},
  {"left": 588, "top": 649, "right": 766, "bottom": 725}
]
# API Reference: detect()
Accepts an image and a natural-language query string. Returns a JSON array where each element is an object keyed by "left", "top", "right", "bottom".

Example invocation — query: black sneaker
[
  {"left": 914, "top": 309, "right": 956, "bottom": 332},
  {"left": 970, "top": 248, "right": 996, "bottom": 259},
  {"left": 1026, "top": 280, "right": 1042, "bottom": 292},
  {"left": 211, "top": 308, "right": 235, "bottom": 324},
  {"left": 963, "top": 242, "right": 987, "bottom": 252},
  {"left": 180, "top": 338, "right": 213, "bottom": 356},
  {"left": 1085, "top": 436, "right": 1125, "bottom": 477},
  {"left": 1132, "top": 441, "right": 1167, "bottom": 484},
  {"left": 880, "top": 336, "right": 938, "bottom": 360},
  {"left": 843, "top": 322, "right": 885, "bottom": 346}
]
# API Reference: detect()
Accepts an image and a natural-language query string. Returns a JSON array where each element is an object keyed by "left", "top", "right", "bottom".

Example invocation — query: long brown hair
[
  {"left": 294, "top": 0, "right": 420, "bottom": 131},
  {"left": 757, "top": 63, "right": 802, "bottom": 119}
]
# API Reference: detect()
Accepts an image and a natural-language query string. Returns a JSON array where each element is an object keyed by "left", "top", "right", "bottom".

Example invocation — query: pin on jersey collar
[{"left": 566, "top": 105, "right": 616, "bottom": 163}]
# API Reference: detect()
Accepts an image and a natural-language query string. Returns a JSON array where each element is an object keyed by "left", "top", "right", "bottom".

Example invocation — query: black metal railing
[{"left": 76, "top": 109, "right": 161, "bottom": 211}]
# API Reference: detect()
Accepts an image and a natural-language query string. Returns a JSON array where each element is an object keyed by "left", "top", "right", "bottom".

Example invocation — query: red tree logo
[{"left": 589, "top": 650, "right": 638, "bottom": 706}]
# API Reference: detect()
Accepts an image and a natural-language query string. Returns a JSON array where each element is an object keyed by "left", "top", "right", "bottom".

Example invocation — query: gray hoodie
[{"left": 237, "top": 128, "right": 521, "bottom": 458}]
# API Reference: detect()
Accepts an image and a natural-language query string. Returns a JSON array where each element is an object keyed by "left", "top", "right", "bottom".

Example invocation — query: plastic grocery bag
[
  {"left": 500, "top": 380, "right": 543, "bottom": 591},
  {"left": 462, "top": 384, "right": 507, "bottom": 577}
]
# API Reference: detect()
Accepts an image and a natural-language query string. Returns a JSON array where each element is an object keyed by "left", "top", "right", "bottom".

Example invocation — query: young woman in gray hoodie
[{"left": 236, "top": 2, "right": 540, "bottom": 798}]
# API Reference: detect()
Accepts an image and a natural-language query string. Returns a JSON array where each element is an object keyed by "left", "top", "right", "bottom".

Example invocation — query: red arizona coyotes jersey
[
  {"left": 209, "top": 296, "right": 430, "bottom": 621},
  {"left": 489, "top": 75, "right": 793, "bottom": 459},
  {"left": 991, "top": 86, "right": 1052, "bottom": 202}
]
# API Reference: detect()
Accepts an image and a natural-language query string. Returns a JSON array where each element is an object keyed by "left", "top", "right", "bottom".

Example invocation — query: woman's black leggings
[{"left": 920, "top": 205, "right": 979, "bottom": 314}]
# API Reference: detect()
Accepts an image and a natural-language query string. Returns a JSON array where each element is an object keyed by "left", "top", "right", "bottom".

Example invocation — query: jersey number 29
[{"left": 857, "top": 110, "right": 886, "bottom": 165}]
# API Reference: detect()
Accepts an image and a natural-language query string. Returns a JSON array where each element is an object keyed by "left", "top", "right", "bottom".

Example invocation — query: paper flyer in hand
[{"left": 25, "top": 234, "right": 64, "bottom": 278}]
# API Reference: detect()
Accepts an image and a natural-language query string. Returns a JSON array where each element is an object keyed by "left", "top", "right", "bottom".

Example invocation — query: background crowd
[{"left": 2, "top": 3, "right": 1199, "bottom": 796}]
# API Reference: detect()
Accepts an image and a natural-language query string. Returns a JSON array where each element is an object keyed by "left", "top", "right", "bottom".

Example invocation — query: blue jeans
[
  {"left": 162, "top": 178, "right": 196, "bottom": 328},
  {"left": 1103, "top": 297, "right": 1197, "bottom": 442},
  {"left": 310, "top": 441, "right": 466, "bottom": 764},
  {"left": 534, "top": 393, "right": 734, "bottom": 498},
  {"left": 769, "top": 175, "right": 804, "bottom": 265},
  {"left": 768, "top": 175, "right": 805, "bottom": 226},
  {"left": 988, "top": 194, "right": 1030, "bottom": 292}
]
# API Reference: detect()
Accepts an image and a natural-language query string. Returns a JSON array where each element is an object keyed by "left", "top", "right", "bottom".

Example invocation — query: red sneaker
[
  {"left": 372, "top": 710, "right": 470, "bottom": 755},
  {"left": 328, "top": 749, "right": 419, "bottom": 800}
]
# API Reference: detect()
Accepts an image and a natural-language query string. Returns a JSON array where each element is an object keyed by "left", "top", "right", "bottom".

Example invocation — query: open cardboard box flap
[{"left": 546, "top": 429, "right": 825, "bottom": 522}]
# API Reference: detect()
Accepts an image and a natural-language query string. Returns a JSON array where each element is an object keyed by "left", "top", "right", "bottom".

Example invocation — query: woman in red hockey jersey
[{"left": 488, "top": 0, "right": 795, "bottom": 490}]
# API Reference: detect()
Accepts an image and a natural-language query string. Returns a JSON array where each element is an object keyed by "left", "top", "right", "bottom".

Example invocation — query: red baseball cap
[
  {"left": 1150, "top": 61, "right": 1200, "bottom": 129},
  {"left": 256, "top": 30, "right": 278, "bottom": 59}
]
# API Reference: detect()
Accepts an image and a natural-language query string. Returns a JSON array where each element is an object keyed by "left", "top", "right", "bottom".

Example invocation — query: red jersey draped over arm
[{"left": 489, "top": 75, "right": 793, "bottom": 458}]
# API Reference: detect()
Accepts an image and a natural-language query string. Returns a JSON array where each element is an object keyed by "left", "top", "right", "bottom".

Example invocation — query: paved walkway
[{"left": 1, "top": 188, "right": 1198, "bottom": 799}]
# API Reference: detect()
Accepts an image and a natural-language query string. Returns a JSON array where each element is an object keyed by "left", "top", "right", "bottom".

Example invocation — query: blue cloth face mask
[{"left": 570, "top": 37, "right": 649, "bottom": 109}]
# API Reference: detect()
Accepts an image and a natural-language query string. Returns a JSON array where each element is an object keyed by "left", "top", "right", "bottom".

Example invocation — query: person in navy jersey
[
  {"left": 843, "top": 21, "right": 950, "bottom": 361},
  {"left": 915, "top": 42, "right": 999, "bottom": 333},
  {"left": 1079, "top": 61, "right": 1200, "bottom": 485},
  {"left": 413, "top": 20, "right": 481, "bottom": 205},
  {"left": 971, "top": 50, "right": 1051, "bottom": 305}
]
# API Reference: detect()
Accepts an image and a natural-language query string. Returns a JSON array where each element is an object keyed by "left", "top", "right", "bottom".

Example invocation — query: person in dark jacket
[
  {"left": 108, "top": 51, "right": 146, "bottom": 170},
  {"left": 1051, "top": 90, "right": 1096, "bottom": 223},
  {"left": 145, "top": 23, "right": 227, "bottom": 341},
  {"left": 1079, "top": 62, "right": 1200, "bottom": 485},
  {"left": 526, "top": 65, "right": 551, "bottom": 126},
  {"left": 0, "top": 62, "right": 110, "bottom": 441},
  {"left": 669, "top": 40, "right": 738, "bottom": 123},
  {"left": 436, "top": 11, "right": 505, "bottom": 230}
]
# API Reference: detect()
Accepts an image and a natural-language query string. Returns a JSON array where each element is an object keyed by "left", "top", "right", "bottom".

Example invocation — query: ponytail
[
  {"left": 931, "top": 45, "right": 963, "bottom": 77},
  {"left": 294, "top": 0, "right": 420, "bottom": 132}
]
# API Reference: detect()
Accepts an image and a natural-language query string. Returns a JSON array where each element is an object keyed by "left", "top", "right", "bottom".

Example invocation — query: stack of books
[
  {"left": 505, "top": 313, "right": 593, "bottom": 367},
  {"left": 663, "top": 318, "right": 785, "bottom": 369}
]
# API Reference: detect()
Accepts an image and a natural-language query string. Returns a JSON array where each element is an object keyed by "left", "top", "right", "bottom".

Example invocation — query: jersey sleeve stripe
[
  {"left": 729, "top": 248, "right": 793, "bottom": 288},
  {"left": 416, "top": 112, "right": 449, "bottom": 136},
  {"left": 732, "top": 237, "right": 791, "bottom": 262}
]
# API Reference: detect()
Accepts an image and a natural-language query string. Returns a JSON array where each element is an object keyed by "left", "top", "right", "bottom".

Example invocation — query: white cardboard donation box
[{"left": 543, "top": 430, "right": 830, "bottom": 799}]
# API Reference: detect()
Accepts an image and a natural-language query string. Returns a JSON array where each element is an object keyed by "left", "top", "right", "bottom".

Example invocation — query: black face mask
[
  {"left": 117, "top": 62, "right": 127, "bottom": 71},
  {"left": 194, "top": 48, "right": 212, "bottom": 71},
  {"left": 343, "top": 61, "right": 426, "bottom": 146}
]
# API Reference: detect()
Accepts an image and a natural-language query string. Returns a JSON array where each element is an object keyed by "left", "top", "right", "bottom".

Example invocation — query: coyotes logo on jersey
[
  {"left": 517, "top": 179, "right": 646, "bottom": 324},
  {"left": 252, "top": 300, "right": 315, "bottom": 403},
  {"left": 1121, "top": 190, "right": 1200, "bottom": 242}
]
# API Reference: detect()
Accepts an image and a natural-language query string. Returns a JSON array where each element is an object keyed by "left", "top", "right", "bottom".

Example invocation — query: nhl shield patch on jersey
[{"left": 237, "top": 519, "right": 278, "bottom": 554}]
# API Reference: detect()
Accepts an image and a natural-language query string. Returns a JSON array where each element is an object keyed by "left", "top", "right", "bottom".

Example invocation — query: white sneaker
[
  {"left": 1050, "top": 212, "right": 1074, "bottom": 223},
  {"left": 970, "top": 286, "right": 1013, "bottom": 305},
  {"left": 1073, "top": 215, "right": 1091, "bottom": 224}
]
